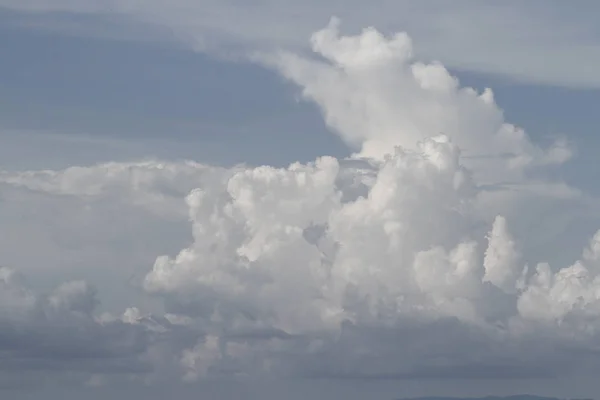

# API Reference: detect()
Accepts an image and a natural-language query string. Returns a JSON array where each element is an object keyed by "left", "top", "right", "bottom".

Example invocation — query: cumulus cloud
[
  {"left": 268, "top": 17, "right": 573, "bottom": 178},
  {"left": 136, "top": 133, "right": 594, "bottom": 381},
  {"left": 1, "top": 19, "right": 599, "bottom": 388}
]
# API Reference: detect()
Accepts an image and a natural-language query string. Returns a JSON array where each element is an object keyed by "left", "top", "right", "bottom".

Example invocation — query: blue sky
[
  {"left": 0, "top": 9, "right": 343, "bottom": 168},
  {"left": 2, "top": 2, "right": 600, "bottom": 399}
]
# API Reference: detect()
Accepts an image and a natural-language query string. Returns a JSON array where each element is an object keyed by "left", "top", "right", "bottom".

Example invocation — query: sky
[{"left": 1, "top": 1, "right": 600, "bottom": 399}]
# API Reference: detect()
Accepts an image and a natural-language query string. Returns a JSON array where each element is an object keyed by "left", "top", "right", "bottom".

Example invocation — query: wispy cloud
[{"left": 2, "top": 1, "right": 600, "bottom": 87}]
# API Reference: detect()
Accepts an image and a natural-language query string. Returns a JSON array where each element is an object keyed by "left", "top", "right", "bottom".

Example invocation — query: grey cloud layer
[{"left": 0, "top": 270, "right": 151, "bottom": 380}]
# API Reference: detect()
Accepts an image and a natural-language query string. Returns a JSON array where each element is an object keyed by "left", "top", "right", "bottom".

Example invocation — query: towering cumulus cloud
[
  {"left": 271, "top": 18, "right": 571, "bottom": 177},
  {"left": 1, "top": 19, "right": 599, "bottom": 386}
]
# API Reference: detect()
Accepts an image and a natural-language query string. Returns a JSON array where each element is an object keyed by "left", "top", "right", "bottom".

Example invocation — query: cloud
[
  {"left": 136, "top": 135, "right": 597, "bottom": 381},
  {"left": 267, "top": 17, "right": 572, "bottom": 175},
  {"left": 1, "top": 18, "right": 600, "bottom": 389},
  {"left": 0, "top": 267, "right": 153, "bottom": 383},
  {"left": 0, "top": 160, "right": 233, "bottom": 218},
  {"left": 2, "top": 1, "right": 600, "bottom": 88}
]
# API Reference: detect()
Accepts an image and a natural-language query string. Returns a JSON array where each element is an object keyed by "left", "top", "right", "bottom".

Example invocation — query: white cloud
[
  {"left": 517, "top": 230, "right": 600, "bottom": 324},
  {"left": 267, "top": 17, "right": 572, "bottom": 178},
  {"left": 483, "top": 216, "right": 523, "bottom": 293},
  {"left": 1, "top": 18, "right": 600, "bottom": 387}
]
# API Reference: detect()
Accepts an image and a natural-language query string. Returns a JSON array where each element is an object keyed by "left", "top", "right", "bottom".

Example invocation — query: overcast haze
[{"left": 1, "top": 2, "right": 600, "bottom": 399}]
